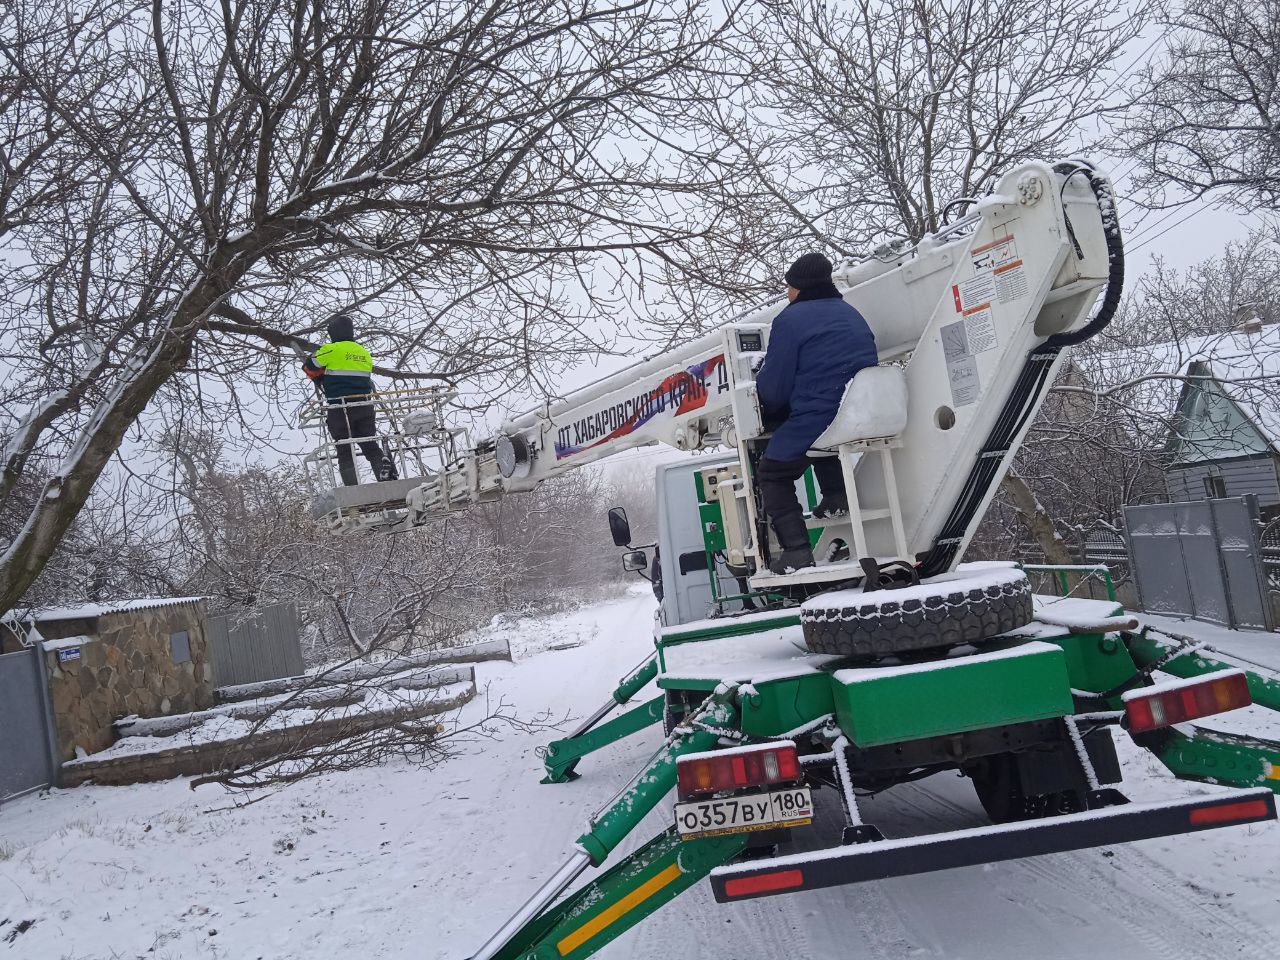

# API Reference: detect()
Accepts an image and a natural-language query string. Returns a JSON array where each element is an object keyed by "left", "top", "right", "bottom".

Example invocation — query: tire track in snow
[
  {"left": 892, "top": 778, "right": 1273, "bottom": 947},
  {"left": 772, "top": 788, "right": 948, "bottom": 959}
]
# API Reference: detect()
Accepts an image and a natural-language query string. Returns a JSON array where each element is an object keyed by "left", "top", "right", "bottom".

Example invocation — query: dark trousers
[
  {"left": 326, "top": 398, "right": 396, "bottom": 486},
  {"left": 757, "top": 455, "right": 845, "bottom": 550}
]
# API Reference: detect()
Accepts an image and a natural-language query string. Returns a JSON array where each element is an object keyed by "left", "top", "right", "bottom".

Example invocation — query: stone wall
[{"left": 43, "top": 602, "right": 214, "bottom": 760}]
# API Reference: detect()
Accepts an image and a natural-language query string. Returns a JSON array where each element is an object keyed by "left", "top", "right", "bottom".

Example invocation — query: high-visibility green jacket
[{"left": 303, "top": 340, "right": 374, "bottom": 400}]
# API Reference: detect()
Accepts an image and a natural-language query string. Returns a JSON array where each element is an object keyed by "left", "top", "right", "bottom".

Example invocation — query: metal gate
[
  {"left": 0, "top": 645, "right": 59, "bottom": 803},
  {"left": 1124, "top": 497, "right": 1273, "bottom": 630},
  {"left": 206, "top": 603, "right": 305, "bottom": 688}
]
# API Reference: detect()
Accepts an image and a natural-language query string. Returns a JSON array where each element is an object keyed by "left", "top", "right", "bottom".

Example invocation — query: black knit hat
[
  {"left": 784, "top": 252, "right": 833, "bottom": 291},
  {"left": 327, "top": 312, "right": 355, "bottom": 341}
]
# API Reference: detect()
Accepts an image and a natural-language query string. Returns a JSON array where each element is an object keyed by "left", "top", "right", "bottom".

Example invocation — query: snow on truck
[{"left": 300, "top": 160, "right": 1280, "bottom": 960}]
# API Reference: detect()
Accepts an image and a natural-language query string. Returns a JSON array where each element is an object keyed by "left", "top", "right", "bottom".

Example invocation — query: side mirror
[
  {"left": 608, "top": 506, "right": 632, "bottom": 547},
  {"left": 622, "top": 550, "right": 649, "bottom": 572}
]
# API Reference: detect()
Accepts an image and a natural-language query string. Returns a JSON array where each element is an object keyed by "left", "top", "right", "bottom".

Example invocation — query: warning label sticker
[
  {"left": 971, "top": 233, "right": 1018, "bottom": 273},
  {"left": 994, "top": 259, "right": 1028, "bottom": 303},
  {"left": 952, "top": 273, "right": 995, "bottom": 313},
  {"left": 941, "top": 320, "right": 980, "bottom": 407},
  {"left": 962, "top": 303, "right": 997, "bottom": 353}
]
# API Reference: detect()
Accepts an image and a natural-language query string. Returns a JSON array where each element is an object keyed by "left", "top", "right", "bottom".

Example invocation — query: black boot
[
  {"left": 769, "top": 546, "right": 815, "bottom": 575},
  {"left": 376, "top": 442, "right": 398, "bottom": 481},
  {"left": 768, "top": 511, "right": 815, "bottom": 574},
  {"left": 812, "top": 495, "right": 849, "bottom": 519},
  {"left": 810, "top": 457, "right": 848, "bottom": 519}
]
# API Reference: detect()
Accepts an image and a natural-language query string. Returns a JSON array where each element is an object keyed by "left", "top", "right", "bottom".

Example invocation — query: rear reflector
[
  {"left": 1123, "top": 670, "right": 1251, "bottom": 734},
  {"left": 676, "top": 741, "right": 801, "bottom": 800},
  {"left": 1189, "top": 798, "right": 1272, "bottom": 826},
  {"left": 722, "top": 869, "right": 805, "bottom": 899}
]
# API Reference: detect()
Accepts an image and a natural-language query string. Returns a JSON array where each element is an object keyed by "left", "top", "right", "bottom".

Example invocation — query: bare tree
[
  {"left": 0, "top": 0, "right": 762, "bottom": 616},
  {"left": 1101, "top": 231, "right": 1280, "bottom": 343},
  {"left": 9, "top": 417, "right": 637, "bottom": 668},
  {"left": 975, "top": 233, "right": 1280, "bottom": 573},
  {"left": 721, "top": 0, "right": 1149, "bottom": 253},
  {"left": 1125, "top": 0, "right": 1280, "bottom": 209}
]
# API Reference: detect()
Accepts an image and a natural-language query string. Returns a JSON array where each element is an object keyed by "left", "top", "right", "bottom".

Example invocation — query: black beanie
[
  {"left": 784, "top": 252, "right": 833, "bottom": 291},
  {"left": 327, "top": 312, "right": 355, "bottom": 341}
]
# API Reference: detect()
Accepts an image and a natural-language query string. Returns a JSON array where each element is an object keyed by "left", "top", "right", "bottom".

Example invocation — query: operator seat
[
  {"left": 811, "top": 365, "right": 908, "bottom": 448},
  {"left": 808, "top": 365, "right": 909, "bottom": 561}
]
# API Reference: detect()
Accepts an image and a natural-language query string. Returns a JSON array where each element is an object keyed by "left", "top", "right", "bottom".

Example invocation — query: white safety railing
[{"left": 299, "top": 386, "right": 468, "bottom": 533}]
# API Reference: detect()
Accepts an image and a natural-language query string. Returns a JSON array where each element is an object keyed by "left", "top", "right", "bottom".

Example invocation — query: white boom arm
[
  {"left": 407, "top": 326, "right": 746, "bottom": 515},
  {"left": 405, "top": 160, "right": 1120, "bottom": 580}
]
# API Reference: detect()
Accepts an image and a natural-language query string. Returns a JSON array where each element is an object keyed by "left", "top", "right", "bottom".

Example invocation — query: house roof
[
  {"left": 1073, "top": 325, "right": 1280, "bottom": 453},
  {"left": 1193, "top": 331, "right": 1280, "bottom": 451},
  {"left": 1, "top": 596, "right": 207, "bottom": 624}
]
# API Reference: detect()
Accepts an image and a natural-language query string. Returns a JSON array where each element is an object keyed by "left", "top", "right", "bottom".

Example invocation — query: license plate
[{"left": 675, "top": 787, "right": 813, "bottom": 839}]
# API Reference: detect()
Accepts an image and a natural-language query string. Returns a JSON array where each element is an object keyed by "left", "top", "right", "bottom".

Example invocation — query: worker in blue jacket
[{"left": 755, "top": 253, "right": 877, "bottom": 573}]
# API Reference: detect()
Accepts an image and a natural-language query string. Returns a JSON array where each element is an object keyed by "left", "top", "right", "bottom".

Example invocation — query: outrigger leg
[
  {"left": 1124, "top": 627, "right": 1280, "bottom": 791},
  {"left": 541, "top": 654, "right": 662, "bottom": 783},
  {"left": 475, "top": 691, "right": 746, "bottom": 960}
]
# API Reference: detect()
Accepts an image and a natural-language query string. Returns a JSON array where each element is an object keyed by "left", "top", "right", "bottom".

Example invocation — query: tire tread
[{"left": 800, "top": 569, "right": 1034, "bottom": 658}]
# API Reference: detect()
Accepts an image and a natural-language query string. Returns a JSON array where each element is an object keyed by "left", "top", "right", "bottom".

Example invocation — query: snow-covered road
[{"left": 2, "top": 586, "right": 1277, "bottom": 960}]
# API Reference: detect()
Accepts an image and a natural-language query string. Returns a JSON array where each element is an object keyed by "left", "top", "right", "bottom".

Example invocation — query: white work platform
[
  {"left": 748, "top": 557, "right": 867, "bottom": 590},
  {"left": 308, "top": 476, "right": 424, "bottom": 517}
]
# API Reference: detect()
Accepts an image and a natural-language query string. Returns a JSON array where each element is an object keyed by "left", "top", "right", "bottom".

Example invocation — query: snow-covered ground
[{"left": 2, "top": 586, "right": 1279, "bottom": 960}]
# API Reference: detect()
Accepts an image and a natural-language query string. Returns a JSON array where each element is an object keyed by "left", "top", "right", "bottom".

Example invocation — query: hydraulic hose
[{"left": 1042, "top": 161, "right": 1125, "bottom": 350}]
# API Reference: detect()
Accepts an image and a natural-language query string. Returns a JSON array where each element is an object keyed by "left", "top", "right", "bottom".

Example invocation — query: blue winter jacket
[{"left": 755, "top": 293, "right": 878, "bottom": 461}]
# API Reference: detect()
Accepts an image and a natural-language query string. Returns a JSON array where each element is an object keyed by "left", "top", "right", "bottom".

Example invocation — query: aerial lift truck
[{"left": 299, "top": 160, "right": 1280, "bottom": 960}]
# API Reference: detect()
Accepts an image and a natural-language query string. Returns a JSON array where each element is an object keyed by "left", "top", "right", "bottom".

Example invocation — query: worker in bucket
[
  {"left": 302, "top": 312, "right": 399, "bottom": 486},
  {"left": 755, "top": 252, "right": 877, "bottom": 573}
]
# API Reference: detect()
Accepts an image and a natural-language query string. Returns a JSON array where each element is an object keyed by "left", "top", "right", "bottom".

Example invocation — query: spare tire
[{"left": 800, "top": 562, "right": 1033, "bottom": 658}]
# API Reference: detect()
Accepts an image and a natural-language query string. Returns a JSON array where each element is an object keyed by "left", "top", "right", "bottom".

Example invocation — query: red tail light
[
  {"left": 1123, "top": 670, "right": 1251, "bottom": 734},
  {"left": 1189, "top": 797, "right": 1271, "bottom": 826},
  {"left": 722, "top": 869, "right": 805, "bottom": 898},
  {"left": 676, "top": 741, "right": 802, "bottom": 800}
]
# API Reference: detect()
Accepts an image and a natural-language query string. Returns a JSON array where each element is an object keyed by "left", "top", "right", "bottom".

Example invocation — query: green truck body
[{"left": 472, "top": 464, "right": 1280, "bottom": 960}]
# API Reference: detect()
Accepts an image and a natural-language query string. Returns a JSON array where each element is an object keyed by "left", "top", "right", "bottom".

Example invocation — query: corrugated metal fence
[
  {"left": 1125, "top": 496, "right": 1273, "bottom": 630},
  {"left": 0, "top": 645, "right": 59, "bottom": 803},
  {"left": 207, "top": 602, "right": 305, "bottom": 688}
]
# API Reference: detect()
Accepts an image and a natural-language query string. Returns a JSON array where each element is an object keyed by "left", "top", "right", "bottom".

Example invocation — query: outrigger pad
[{"left": 710, "top": 788, "right": 1277, "bottom": 902}]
